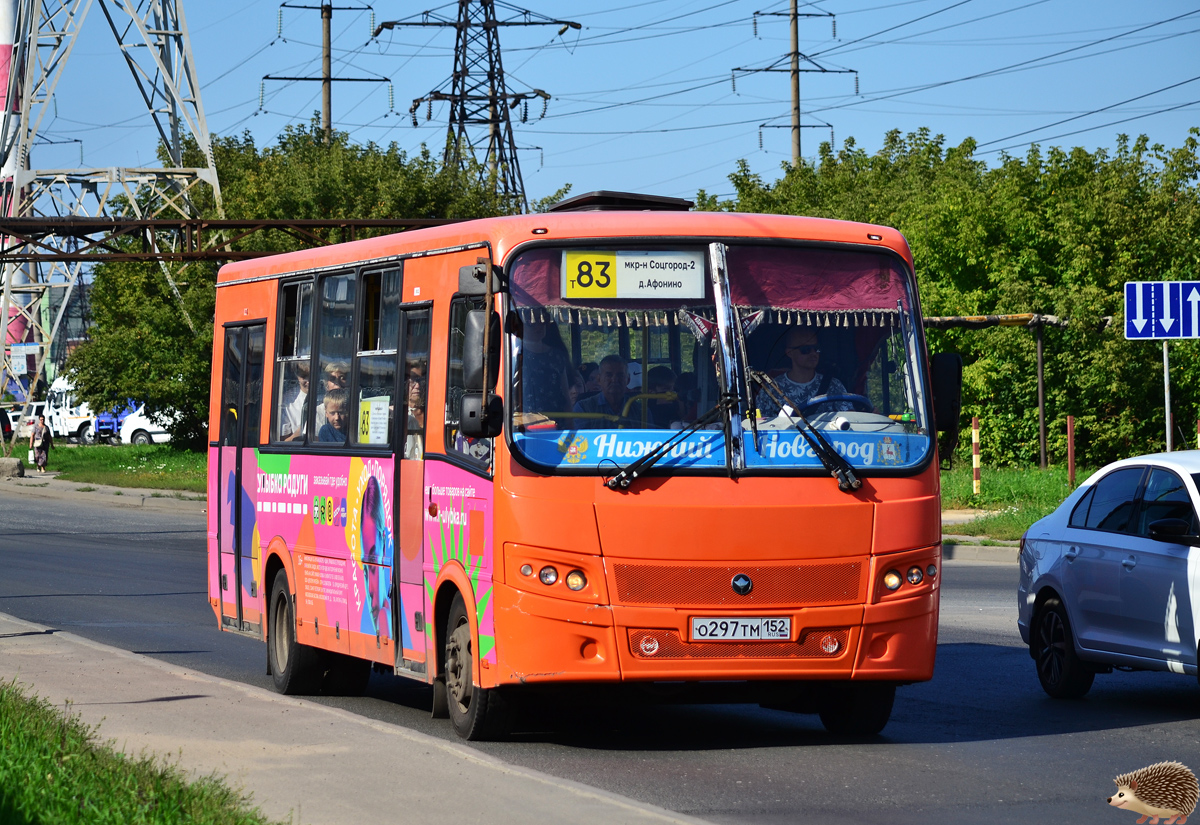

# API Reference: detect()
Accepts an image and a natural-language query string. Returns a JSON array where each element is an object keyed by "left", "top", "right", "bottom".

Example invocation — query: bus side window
[
  {"left": 314, "top": 272, "right": 357, "bottom": 446},
  {"left": 444, "top": 295, "right": 491, "bottom": 466},
  {"left": 353, "top": 268, "right": 401, "bottom": 447},
  {"left": 274, "top": 281, "right": 313, "bottom": 442},
  {"left": 403, "top": 309, "right": 431, "bottom": 460}
]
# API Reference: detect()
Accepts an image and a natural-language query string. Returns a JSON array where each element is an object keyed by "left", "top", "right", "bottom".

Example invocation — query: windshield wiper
[
  {"left": 751, "top": 369, "right": 862, "bottom": 493},
  {"left": 605, "top": 399, "right": 731, "bottom": 491}
]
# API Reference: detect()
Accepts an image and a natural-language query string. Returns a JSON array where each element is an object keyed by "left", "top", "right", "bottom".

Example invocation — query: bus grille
[
  {"left": 628, "top": 628, "right": 849, "bottom": 659},
  {"left": 612, "top": 561, "right": 862, "bottom": 607}
]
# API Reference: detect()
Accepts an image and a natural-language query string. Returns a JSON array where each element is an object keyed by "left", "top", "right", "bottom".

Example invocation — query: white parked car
[
  {"left": 119, "top": 404, "right": 172, "bottom": 446},
  {"left": 1018, "top": 451, "right": 1200, "bottom": 699},
  {"left": 14, "top": 401, "right": 45, "bottom": 439}
]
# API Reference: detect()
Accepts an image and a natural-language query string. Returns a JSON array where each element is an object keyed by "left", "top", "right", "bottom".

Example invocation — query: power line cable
[
  {"left": 800, "top": 9, "right": 1200, "bottom": 117},
  {"left": 983, "top": 97, "right": 1200, "bottom": 154},
  {"left": 977, "top": 73, "right": 1200, "bottom": 148}
]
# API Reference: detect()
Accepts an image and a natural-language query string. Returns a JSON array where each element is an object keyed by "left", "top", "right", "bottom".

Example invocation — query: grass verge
[
  {"left": 0, "top": 679, "right": 281, "bottom": 825},
  {"left": 940, "top": 463, "right": 1092, "bottom": 541},
  {"left": 41, "top": 445, "right": 206, "bottom": 493}
]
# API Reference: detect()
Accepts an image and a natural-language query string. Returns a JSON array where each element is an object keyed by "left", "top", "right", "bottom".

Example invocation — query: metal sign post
[
  {"left": 1165, "top": 340, "right": 1172, "bottom": 451},
  {"left": 1124, "top": 281, "right": 1200, "bottom": 452}
]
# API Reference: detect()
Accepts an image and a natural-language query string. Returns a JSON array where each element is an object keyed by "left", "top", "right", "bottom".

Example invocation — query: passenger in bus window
[
  {"left": 572, "top": 354, "right": 643, "bottom": 427},
  {"left": 676, "top": 371, "right": 698, "bottom": 421},
  {"left": 280, "top": 362, "right": 310, "bottom": 440},
  {"left": 314, "top": 360, "right": 350, "bottom": 425},
  {"left": 318, "top": 388, "right": 348, "bottom": 442},
  {"left": 516, "top": 319, "right": 570, "bottom": 414},
  {"left": 579, "top": 362, "right": 600, "bottom": 396},
  {"left": 755, "top": 328, "right": 851, "bottom": 419},
  {"left": 404, "top": 375, "right": 426, "bottom": 460},
  {"left": 646, "top": 365, "right": 683, "bottom": 428},
  {"left": 566, "top": 370, "right": 586, "bottom": 408}
]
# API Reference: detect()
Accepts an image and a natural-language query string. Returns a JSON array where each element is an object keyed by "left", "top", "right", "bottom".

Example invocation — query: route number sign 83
[{"left": 564, "top": 251, "right": 618, "bottom": 299}]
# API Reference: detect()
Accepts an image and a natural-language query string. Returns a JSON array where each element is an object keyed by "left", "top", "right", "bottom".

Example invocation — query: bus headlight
[
  {"left": 906, "top": 566, "right": 924, "bottom": 585},
  {"left": 565, "top": 570, "right": 587, "bottom": 591},
  {"left": 539, "top": 566, "right": 559, "bottom": 585},
  {"left": 883, "top": 570, "right": 903, "bottom": 591}
]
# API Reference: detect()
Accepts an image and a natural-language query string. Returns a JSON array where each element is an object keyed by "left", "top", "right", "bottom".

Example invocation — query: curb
[
  {"left": 942, "top": 542, "right": 1017, "bottom": 563},
  {"left": 0, "top": 474, "right": 205, "bottom": 514}
]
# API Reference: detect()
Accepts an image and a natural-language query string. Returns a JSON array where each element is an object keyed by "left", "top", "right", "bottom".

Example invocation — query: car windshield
[{"left": 506, "top": 242, "right": 932, "bottom": 474}]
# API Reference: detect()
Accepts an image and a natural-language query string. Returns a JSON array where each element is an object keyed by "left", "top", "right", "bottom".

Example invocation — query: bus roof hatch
[{"left": 546, "top": 190, "right": 694, "bottom": 213}]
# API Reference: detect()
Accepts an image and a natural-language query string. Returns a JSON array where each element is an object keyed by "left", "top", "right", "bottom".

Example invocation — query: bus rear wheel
[
  {"left": 818, "top": 682, "right": 896, "bottom": 736},
  {"left": 268, "top": 570, "right": 322, "bottom": 695},
  {"left": 444, "top": 592, "right": 510, "bottom": 740}
]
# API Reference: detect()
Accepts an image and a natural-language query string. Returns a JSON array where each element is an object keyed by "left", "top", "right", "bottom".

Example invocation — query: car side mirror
[
  {"left": 460, "top": 392, "right": 503, "bottom": 438},
  {"left": 1148, "top": 518, "right": 1200, "bottom": 544},
  {"left": 930, "top": 353, "right": 962, "bottom": 433}
]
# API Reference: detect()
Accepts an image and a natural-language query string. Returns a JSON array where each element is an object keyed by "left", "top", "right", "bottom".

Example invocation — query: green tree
[
  {"left": 67, "top": 121, "right": 513, "bottom": 448},
  {"left": 701, "top": 127, "right": 1200, "bottom": 467}
]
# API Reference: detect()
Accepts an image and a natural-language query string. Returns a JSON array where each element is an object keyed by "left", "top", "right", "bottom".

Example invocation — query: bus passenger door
[
  {"left": 396, "top": 307, "right": 431, "bottom": 674},
  {"left": 218, "top": 323, "right": 266, "bottom": 633}
]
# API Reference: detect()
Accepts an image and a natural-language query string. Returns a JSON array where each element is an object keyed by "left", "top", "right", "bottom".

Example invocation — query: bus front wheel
[
  {"left": 268, "top": 570, "right": 322, "bottom": 695},
  {"left": 444, "top": 592, "right": 510, "bottom": 740},
  {"left": 818, "top": 682, "right": 895, "bottom": 736}
]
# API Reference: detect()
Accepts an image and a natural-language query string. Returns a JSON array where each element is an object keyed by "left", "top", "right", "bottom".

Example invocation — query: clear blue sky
[{"left": 32, "top": 0, "right": 1200, "bottom": 206}]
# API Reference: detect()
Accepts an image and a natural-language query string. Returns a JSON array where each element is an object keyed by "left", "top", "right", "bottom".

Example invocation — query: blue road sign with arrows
[{"left": 1125, "top": 281, "right": 1200, "bottom": 340}]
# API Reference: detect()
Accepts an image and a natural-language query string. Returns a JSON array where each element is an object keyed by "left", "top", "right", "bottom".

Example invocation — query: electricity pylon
[
  {"left": 0, "top": 0, "right": 223, "bottom": 425},
  {"left": 733, "top": 2, "right": 857, "bottom": 165},
  {"left": 375, "top": 0, "right": 578, "bottom": 213}
]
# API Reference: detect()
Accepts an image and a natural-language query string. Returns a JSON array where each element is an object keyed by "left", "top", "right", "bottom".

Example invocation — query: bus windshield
[{"left": 507, "top": 242, "right": 932, "bottom": 475}]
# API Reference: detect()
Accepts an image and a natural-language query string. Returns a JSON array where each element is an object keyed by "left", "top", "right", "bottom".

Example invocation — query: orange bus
[{"left": 208, "top": 191, "right": 961, "bottom": 739}]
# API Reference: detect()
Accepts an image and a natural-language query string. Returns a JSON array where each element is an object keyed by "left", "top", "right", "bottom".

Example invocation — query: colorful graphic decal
[
  {"left": 211, "top": 449, "right": 497, "bottom": 669},
  {"left": 211, "top": 450, "right": 416, "bottom": 659},
  {"left": 423, "top": 461, "right": 496, "bottom": 664},
  {"left": 514, "top": 428, "right": 929, "bottom": 470}
]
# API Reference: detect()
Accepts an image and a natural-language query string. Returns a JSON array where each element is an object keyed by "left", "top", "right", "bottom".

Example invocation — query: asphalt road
[{"left": 2, "top": 483, "right": 1198, "bottom": 824}]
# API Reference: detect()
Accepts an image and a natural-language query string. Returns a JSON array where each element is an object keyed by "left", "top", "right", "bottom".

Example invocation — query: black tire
[
  {"left": 444, "top": 592, "right": 510, "bottom": 740},
  {"left": 1033, "top": 597, "right": 1094, "bottom": 699},
  {"left": 818, "top": 682, "right": 896, "bottom": 736},
  {"left": 131, "top": 430, "right": 152, "bottom": 446},
  {"left": 79, "top": 425, "right": 95, "bottom": 445},
  {"left": 322, "top": 652, "right": 372, "bottom": 696},
  {"left": 268, "top": 570, "right": 323, "bottom": 695}
]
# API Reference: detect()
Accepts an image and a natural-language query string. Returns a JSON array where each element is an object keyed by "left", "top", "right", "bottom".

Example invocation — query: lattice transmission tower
[
  {"left": 0, "top": 0, "right": 223, "bottom": 412},
  {"left": 375, "top": 0, "right": 578, "bottom": 213}
]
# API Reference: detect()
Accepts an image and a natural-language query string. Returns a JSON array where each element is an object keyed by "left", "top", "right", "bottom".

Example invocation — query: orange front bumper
[{"left": 491, "top": 581, "right": 938, "bottom": 685}]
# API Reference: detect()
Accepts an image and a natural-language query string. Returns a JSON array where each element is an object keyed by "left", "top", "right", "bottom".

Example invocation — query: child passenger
[{"left": 318, "top": 388, "right": 348, "bottom": 443}]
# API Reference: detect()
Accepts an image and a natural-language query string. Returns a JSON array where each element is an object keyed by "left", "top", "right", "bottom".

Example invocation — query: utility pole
[
  {"left": 375, "top": 0, "right": 579, "bottom": 212},
  {"left": 734, "top": 6, "right": 857, "bottom": 166},
  {"left": 322, "top": 3, "right": 331, "bottom": 142},
  {"left": 789, "top": 0, "right": 800, "bottom": 164},
  {"left": 265, "top": 2, "right": 388, "bottom": 145}
]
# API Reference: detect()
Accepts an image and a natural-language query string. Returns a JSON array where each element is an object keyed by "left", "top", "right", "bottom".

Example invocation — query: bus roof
[{"left": 216, "top": 211, "right": 912, "bottom": 285}]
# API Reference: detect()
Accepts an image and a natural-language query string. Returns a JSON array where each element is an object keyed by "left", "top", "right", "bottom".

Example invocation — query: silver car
[{"left": 1018, "top": 451, "right": 1200, "bottom": 698}]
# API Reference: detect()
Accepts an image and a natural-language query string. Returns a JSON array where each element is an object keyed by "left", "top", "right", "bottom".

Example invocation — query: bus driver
[{"left": 755, "top": 328, "right": 852, "bottom": 419}]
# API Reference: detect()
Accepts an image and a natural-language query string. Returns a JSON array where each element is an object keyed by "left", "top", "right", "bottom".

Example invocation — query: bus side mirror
[
  {"left": 930, "top": 353, "right": 962, "bottom": 433},
  {"left": 458, "top": 263, "right": 501, "bottom": 296},
  {"left": 463, "top": 309, "right": 500, "bottom": 392},
  {"left": 460, "top": 392, "right": 503, "bottom": 438}
]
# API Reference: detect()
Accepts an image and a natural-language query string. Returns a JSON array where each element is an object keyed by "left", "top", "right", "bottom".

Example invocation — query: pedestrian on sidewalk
[{"left": 29, "top": 414, "right": 51, "bottom": 473}]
